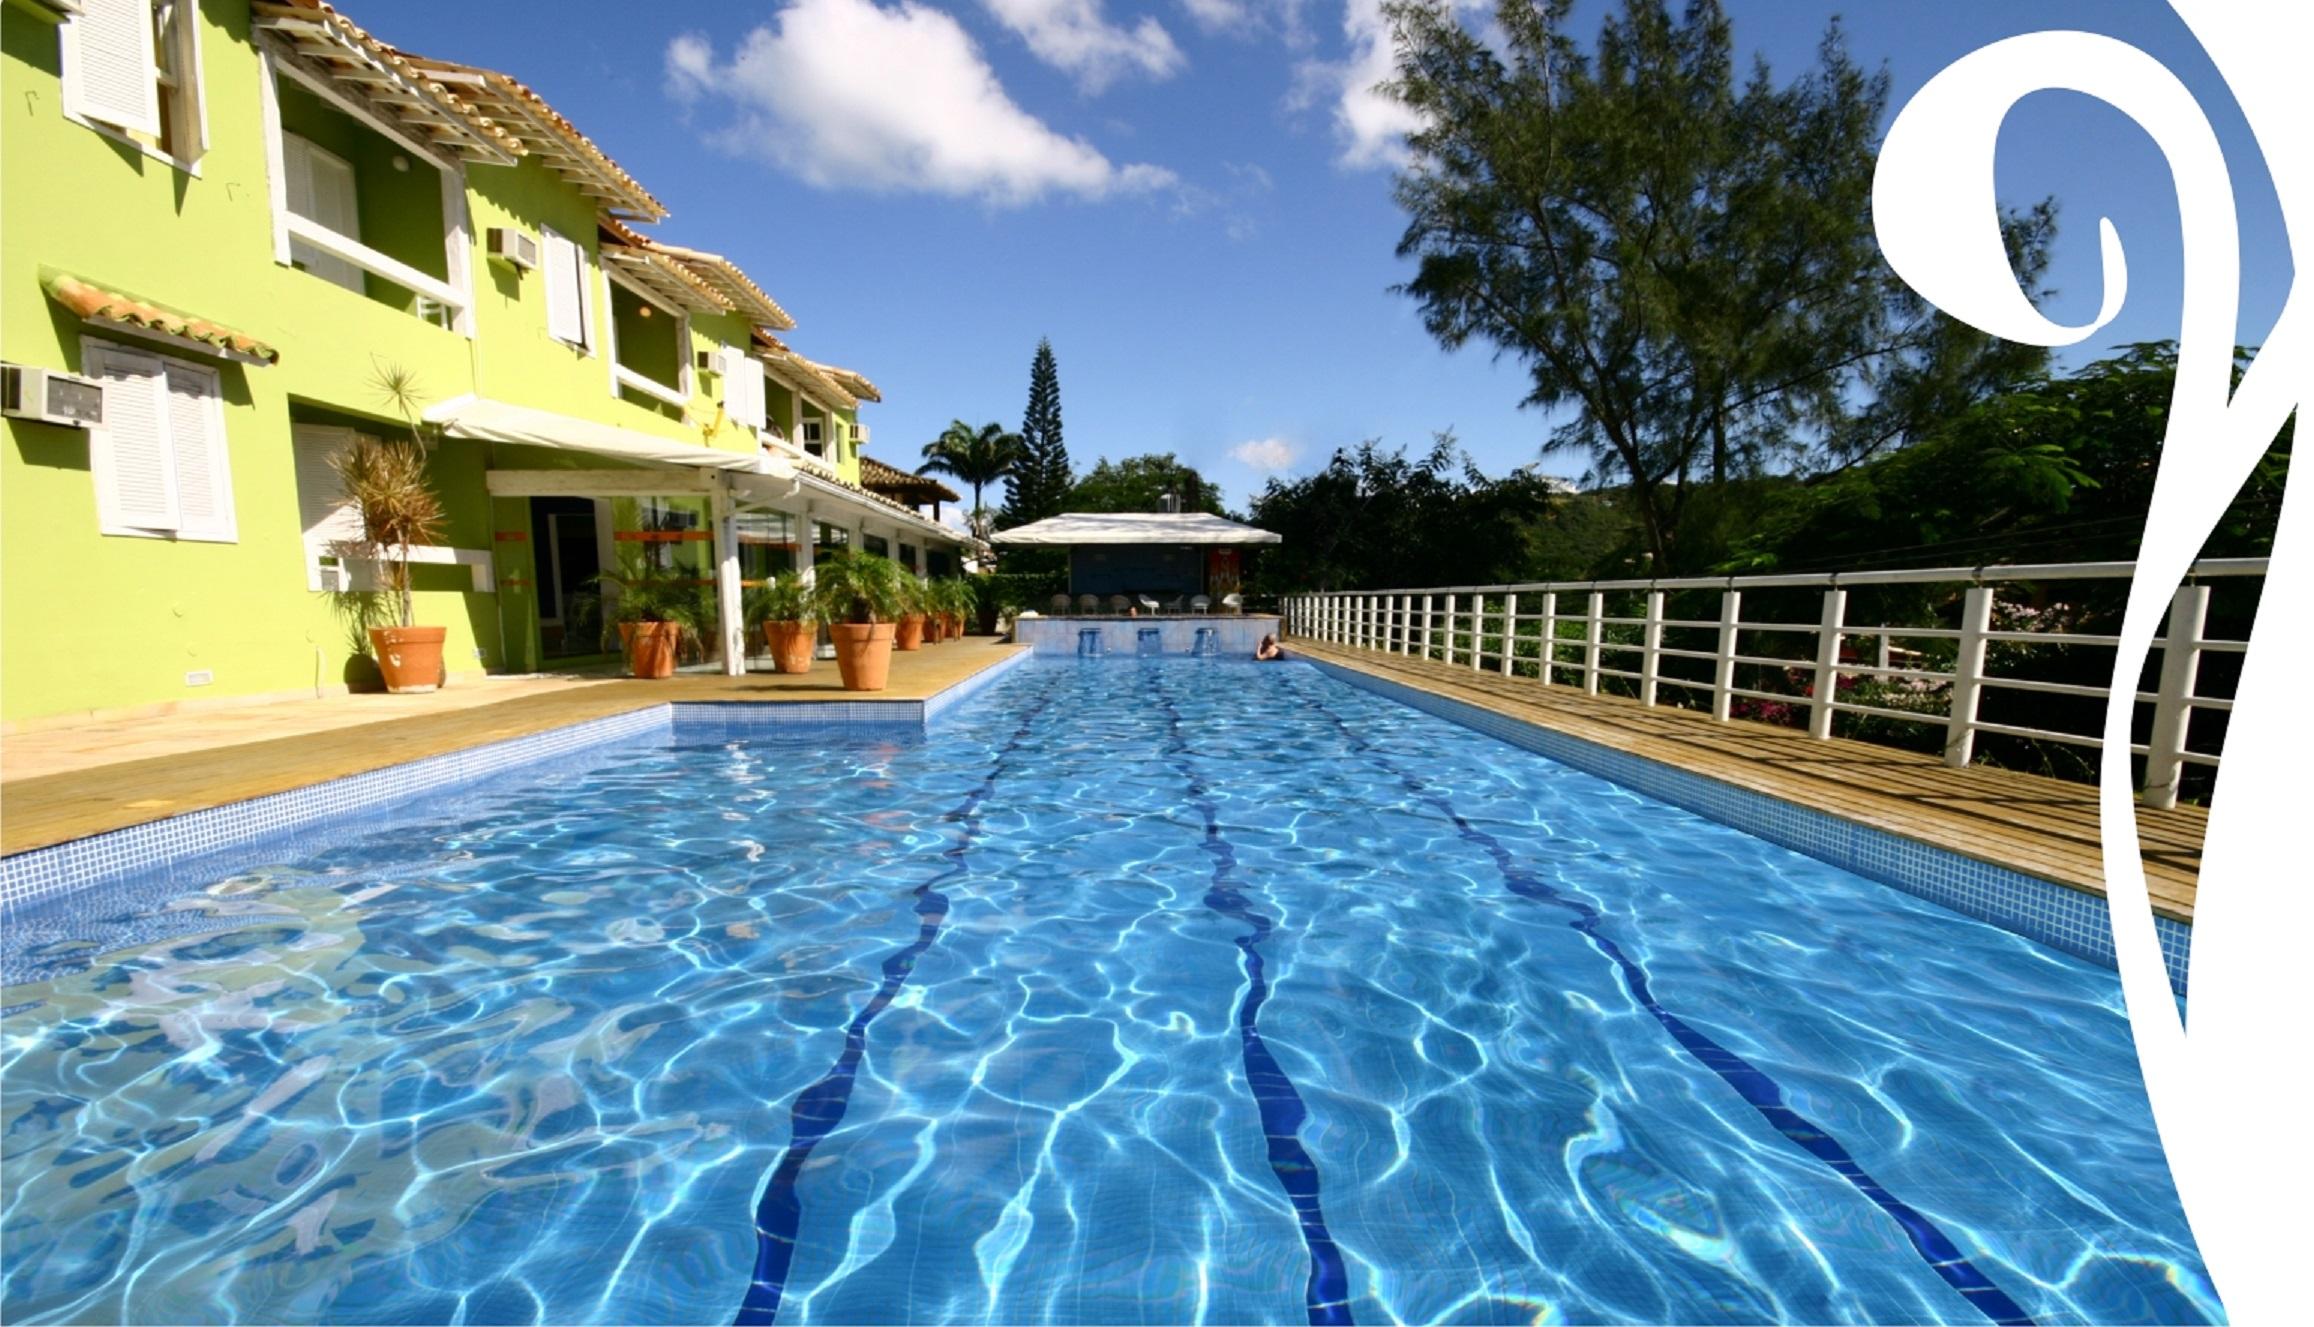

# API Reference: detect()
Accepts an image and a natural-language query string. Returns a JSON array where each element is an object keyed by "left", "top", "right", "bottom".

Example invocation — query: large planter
[
  {"left": 369, "top": 625, "right": 447, "bottom": 694},
  {"left": 947, "top": 612, "right": 967, "bottom": 639},
  {"left": 762, "top": 620, "right": 815, "bottom": 674},
  {"left": 624, "top": 621, "right": 682, "bottom": 679},
  {"left": 924, "top": 614, "right": 946, "bottom": 644},
  {"left": 895, "top": 614, "right": 926, "bottom": 651},
  {"left": 830, "top": 622, "right": 896, "bottom": 691}
]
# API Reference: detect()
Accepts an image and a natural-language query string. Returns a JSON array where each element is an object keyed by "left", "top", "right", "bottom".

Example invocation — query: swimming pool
[{"left": 0, "top": 660, "right": 2217, "bottom": 1325}]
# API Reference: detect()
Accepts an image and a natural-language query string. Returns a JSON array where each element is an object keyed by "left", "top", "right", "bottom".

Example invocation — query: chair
[
  {"left": 1190, "top": 595, "right": 1210, "bottom": 613},
  {"left": 1050, "top": 593, "right": 1071, "bottom": 615},
  {"left": 1161, "top": 595, "right": 1184, "bottom": 614},
  {"left": 1137, "top": 594, "right": 1160, "bottom": 614},
  {"left": 1107, "top": 594, "right": 1131, "bottom": 615},
  {"left": 1221, "top": 593, "right": 1244, "bottom": 614},
  {"left": 1078, "top": 593, "right": 1101, "bottom": 614}
]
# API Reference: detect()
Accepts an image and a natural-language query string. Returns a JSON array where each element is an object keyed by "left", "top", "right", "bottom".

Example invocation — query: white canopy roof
[
  {"left": 424, "top": 396, "right": 793, "bottom": 477},
  {"left": 991, "top": 512, "right": 1281, "bottom": 546}
]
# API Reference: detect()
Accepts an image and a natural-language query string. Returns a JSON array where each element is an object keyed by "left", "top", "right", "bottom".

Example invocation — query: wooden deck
[
  {"left": 0, "top": 640, "right": 1023, "bottom": 857},
  {"left": 1289, "top": 641, "right": 2202, "bottom": 923}
]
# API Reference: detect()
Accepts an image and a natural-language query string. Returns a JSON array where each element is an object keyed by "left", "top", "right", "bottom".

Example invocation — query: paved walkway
[
  {"left": 1289, "top": 640, "right": 2203, "bottom": 923},
  {"left": 0, "top": 639, "right": 1022, "bottom": 855}
]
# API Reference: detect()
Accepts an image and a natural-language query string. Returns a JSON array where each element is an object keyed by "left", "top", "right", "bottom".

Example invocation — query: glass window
[
  {"left": 738, "top": 511, "right": 797, "bottom": 581},
  {"left": 813, "top": 521, "right": 849, "bottom": 566},
  {"left": 863, "top": 533, "right": 889, "bottom": 559},
  {"left": 899, "top": 543, "right": 918, "bottom": 573}
]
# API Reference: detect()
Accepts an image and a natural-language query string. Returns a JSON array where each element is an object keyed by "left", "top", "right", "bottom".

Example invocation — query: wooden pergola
[{"left": 858, "top": 455, "right": 961, "bottom": 520}]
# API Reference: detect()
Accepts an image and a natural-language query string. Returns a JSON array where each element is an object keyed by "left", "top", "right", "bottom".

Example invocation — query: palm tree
[{"left": 918, "top": 419, "right": 1024, "bottom": 526}]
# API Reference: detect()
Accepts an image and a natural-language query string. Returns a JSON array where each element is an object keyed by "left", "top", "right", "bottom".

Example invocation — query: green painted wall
[{"left": 1, "top": 0, "right": 889, "bottom": 724}]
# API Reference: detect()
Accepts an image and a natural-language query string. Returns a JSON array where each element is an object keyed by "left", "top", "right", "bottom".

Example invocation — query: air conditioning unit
[
  {"left": 486, "top": 227, "right": 539, "bottom": 271},
  {"left": 1, "top": 364, "right": 104, "bottom": 428}
]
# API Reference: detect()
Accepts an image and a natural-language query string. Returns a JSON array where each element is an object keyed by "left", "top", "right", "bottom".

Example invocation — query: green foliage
[
  {"left": 918, "top": 419, "right": 1024, "bottom": 524},
  {"left": 744, "top": 570, "right": 813, "bottom": 626},
  {"left": 811, "top": 550, "right": 910, "bottom": 625},
  {"left": 1067, "top": 453, "right": 1226, "bottom": 515},
  {"left": 973, "top": 570, "right": 1069, "bottom": 616},
  {"left": 1247, "top": 435, "right": 1613, "bottom": 592},
  {"left": 1384, "top": 0, "right": 2051, "bottom": 570},
  {"left": 1002, "top": 338, "right": 1072, "bottom": 527},
  {"left": 1718, "top": 342, "right": 2290, "bottom": 574}
]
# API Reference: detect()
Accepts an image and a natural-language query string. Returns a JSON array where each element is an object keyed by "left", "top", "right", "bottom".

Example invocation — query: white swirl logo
[{"left": 1873, "top": 7, "right": 2305, "bottom": 1319}]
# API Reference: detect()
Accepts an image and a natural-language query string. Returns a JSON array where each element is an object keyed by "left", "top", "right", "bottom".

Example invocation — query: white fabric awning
[
  {"left": 424, "top": 396, "right": 793, "bottom": 477},
  {"left": 991, "top": 512, "right": 1281, "bottom": 546}
]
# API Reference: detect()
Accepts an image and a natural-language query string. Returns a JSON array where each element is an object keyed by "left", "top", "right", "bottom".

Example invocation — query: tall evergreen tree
[
  {"left": 1002, "top": 339, "right": 1072, "bottom": 526},
  {"left": 1385, "top": 0, "right": 2052, "bottom": 571}
]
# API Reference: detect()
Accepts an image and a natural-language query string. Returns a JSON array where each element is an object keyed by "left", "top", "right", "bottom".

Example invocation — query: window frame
[
  {"left": 60, "top": 0, "right": 207, "bottom": 173},
  {"left": 82, "top": 335, "right": 238, "bottom": 544}
]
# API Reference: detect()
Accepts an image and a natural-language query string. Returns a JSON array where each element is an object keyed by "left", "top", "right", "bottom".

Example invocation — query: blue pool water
[{"left": 0, "top": 660, "right": 2218, "bottom": 1325}]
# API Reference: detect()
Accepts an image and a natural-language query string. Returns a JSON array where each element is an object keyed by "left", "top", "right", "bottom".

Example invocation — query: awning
[
  {"left": 423, "top": 396, "right": 793, "bottom": 477},
  {"left": 992, "top": 512, "right": 1281, "bottom": 546},
  {"left": 45, "top": 270, "right": 278, "bottom": 365},
  {"left": 251, "top": 1, "right": 520, "bottom": 166}
]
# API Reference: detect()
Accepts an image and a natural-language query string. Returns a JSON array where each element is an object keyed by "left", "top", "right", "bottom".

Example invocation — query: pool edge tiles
[
  {"left": 1301, "top": 656, "right": 2193, "bottom": 997},
  {"left": 0, "top": 650, "right": 1039, "bottom": 917}
]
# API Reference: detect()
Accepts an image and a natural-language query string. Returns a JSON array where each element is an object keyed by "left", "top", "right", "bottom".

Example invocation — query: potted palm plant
[
  {"left": 600, "top": 563, "right": 701, "bottom": 679},
  {"left": 894, "top": 575, "right": 928, "bottom": 651},
  {"left": 937, "top": 578, "right": 972, "bottom": 639},
  {"left": 333, "top": 433, "right": 447, "bottom": 693},
  {"left": 747, "top": 571, "right": 816, "bottom": 674},
  {"left": 813, "top": 550, "right": 908, "bottom": 690}
]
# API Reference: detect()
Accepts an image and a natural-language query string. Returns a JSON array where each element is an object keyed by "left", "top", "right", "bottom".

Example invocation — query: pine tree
[{"left": 1002, "top": 339, "right": 1071, "bottom": 527}]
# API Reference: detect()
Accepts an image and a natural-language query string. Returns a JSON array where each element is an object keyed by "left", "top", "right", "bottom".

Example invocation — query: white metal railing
[{"left": 1284, "top": 559, "right": 2266, "bottom": 808}]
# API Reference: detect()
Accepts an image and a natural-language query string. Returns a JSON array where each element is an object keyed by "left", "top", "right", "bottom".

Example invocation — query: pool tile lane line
[
  {"left": 1303, "top": 655, "right": 2193, "bottom": 996},
  {"left": 1152, "top": 673, "right": 1353, "bottom": 1327},
  {"left": 1303, "top": 695, "right": 2038, "bottom": 1327},
  {"left": 733, "top": 688, "right": 1059, "bottom": 1327}
]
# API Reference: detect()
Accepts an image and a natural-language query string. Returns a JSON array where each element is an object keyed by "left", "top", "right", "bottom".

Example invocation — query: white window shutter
[
  {"left": 283, "top": 135, "right": 364, "bottom": 293},
  {"left": 543, "top": 228, "right": 585, "bottom": 346},
  {"left": 164, "top": 361, "right": 235, "bottom": 542},
  {"left": 63, "top": 0, "right": 161, "bottom": 137},
  {"left": 87, "top": 345, "right": 180, "bottom": 533},
  {"left": 292, "top": 425, "right": 366, "bottom": 545}
]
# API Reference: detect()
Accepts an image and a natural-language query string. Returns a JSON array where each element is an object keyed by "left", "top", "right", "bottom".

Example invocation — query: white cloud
[
  {"left": 1179, "top": 0, "right": 1311, "bottom": 45},
  {"left": 1307, "top": 0, "right": 1423, "bottom": 168},
  {"left": 665, "top": 0, "right": 1177, "bottom": 206},
  {"left": 984, "top": 0, "right": 1185, "bottom": 94},
  {"left": 1230, "top": 437, "right": 1298, "bottom": 472}
]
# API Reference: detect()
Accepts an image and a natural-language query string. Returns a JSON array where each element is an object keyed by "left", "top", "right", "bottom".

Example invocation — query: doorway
[{"left": 531, "top": 497, "right": 602, "bottom": 657}]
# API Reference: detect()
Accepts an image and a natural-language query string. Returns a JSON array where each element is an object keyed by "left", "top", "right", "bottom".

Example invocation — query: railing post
[
  {"left": 1397, "top": 595, "right": 1409, "bottom": 654},
  {"left": 1472, "top": 593, "right": 1487, "bottom": 672},
  {"left": 1443, "top": 594, "right": 1458, "bottom": 665},
  {"left": 2141, "top": 582, "right": 2210, "bottom": 809},
  {"left": 1875, "top": 633, "right": 1892, "bottom": 672},
  {"left": 1944, "top": 585, "right": 1994, "bottom": 768},
  {"left": 1537, "top": 592, "right": 1558, "bottom": 686},
  {"left": 1639, "top": 590, "right": 1664, "bottom": 705},
  {"left": 1583, "top": 591, "right": 1604, "bottom": 694},
  {"left": 1712, "top": 589, "right": 1742, "bottom": 722},
  {"left": 1420, "top": 594, "right": 1434, "bottom": 658},
  {"left": 1808, "top": 587, "right": 1847, "bottom": 741},
  {"left": 1501, "top": 592, "right": 1519, "bottom": 676}
]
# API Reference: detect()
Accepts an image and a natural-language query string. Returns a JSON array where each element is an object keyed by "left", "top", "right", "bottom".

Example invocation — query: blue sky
[{"left": 377, "top": 0, "right": 2292, "bottom": 512}]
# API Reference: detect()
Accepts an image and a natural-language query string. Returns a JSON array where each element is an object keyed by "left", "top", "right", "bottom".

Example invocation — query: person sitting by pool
[{"left": 1256, "top": 634, "right": 1284, "bottom": 661}]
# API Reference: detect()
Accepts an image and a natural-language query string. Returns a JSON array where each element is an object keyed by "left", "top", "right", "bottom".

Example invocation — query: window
[
  {"left": 802, "top": 418, "right": 824, "bottom": 457},
  {"left": 898, "top": 543, "right": 918, "bottom": 573},
  {"left": 863, "top": 533, "right": 889, "bottom": 559},
  {"left": 720, "top": 347, "right": 766, "bottom": 433},
  {"left": 541, "top": 226, "right": 591, "bottom": 350},
  {"left": 812, "top": 521, "right": 849, "bottom": 567},
  {"left": 282, "top": 134, "right": 363, "bottom": 293},
  {"left": 83, "top": 338, "right": 235, "bottom": 542},
  {"left": 62, "top": 0, "right": 204, "bottom": 165},
  {"left": 292, "top": 424, "right": 367, "bottom": 588}
]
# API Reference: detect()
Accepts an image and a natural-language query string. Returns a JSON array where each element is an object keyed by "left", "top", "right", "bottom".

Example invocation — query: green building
[{"left": 1, "top": 0, "right": 966, "bottom": 726}]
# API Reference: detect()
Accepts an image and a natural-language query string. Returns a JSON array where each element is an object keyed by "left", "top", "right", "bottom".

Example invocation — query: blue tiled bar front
[{"left": 1014, "top": 614, "right": 1283, "bottom": 657}]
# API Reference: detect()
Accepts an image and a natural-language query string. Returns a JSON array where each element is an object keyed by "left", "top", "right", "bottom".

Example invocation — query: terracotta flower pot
[
  {"left": 830, "top": 621, "right": 896, "bottom": 691},
  {"left": 625, "top": 621, "right": 682, "bottom": 679},
  {"left": 763, "top": 620, "right": 815, "bottom": 674},
  {"left": 369, "top": 625, "right": 447, "bottom": 694},
  {"left": 948, "top": 612, "right": 966, "bottom": 639},
  {"left": 895, "top": 613, "right": 926, "bottom": 651}
]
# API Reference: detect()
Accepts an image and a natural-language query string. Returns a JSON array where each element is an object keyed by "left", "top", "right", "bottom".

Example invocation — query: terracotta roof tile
[{"left": 44, "top": 271, "right": 280, "bottom": 365}]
